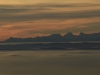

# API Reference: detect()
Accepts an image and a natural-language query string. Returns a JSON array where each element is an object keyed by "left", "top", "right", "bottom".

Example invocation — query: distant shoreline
[{"left": 0, "top": 42, "right": 100, "bottom": 50}]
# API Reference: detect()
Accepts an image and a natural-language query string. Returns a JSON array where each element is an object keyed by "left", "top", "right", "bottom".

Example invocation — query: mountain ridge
[{"left": 3, "top": 32, "right": 100, "bottom": 42}]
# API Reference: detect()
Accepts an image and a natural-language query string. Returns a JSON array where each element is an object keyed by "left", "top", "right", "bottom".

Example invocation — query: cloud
[
  {"left": 0, "top": 3, "right": 100, "bottom": 23},
  {"left": 0, "top": 9, "right": 100, "bottom": 22},
  {"left": 0, "top": 3, "right": 100, "bottom": 40},
  {"left": 17, "top": 3, "right": 100, "bottom": 8},
  {"left": 61, "top": 22, "right": 100, "bottom": 33},
  {"left": 0, "top": 0, "right": 100, "bottom": 4},
  {"left": 0, "top": 3, "right": 100, "bottom": 9}
]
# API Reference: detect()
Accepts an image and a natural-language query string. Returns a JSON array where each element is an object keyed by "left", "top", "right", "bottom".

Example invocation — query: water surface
[{"left": 0, "top": 50, "right": 100, "bottom": 75}]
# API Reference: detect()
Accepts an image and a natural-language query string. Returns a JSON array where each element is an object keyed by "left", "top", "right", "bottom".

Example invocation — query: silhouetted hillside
[{"left": 4, "top": 32, "right": 100, "bottom": 42}]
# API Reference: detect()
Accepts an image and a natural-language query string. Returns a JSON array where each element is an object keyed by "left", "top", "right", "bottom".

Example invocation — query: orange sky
[{"left": 0, "top": 0, "right": 100, "bottom": 41}]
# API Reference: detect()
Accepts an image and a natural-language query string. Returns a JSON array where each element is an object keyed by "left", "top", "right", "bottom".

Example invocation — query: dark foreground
[
  {"left": 0, "top": 50, "right": 100, "bottom": 75},
  {"left": 0, "top": 42, "right": 100, "bottom": 50}
]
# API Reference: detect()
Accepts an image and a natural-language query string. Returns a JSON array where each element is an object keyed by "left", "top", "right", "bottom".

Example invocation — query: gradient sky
[{"left": 0, "top": 0, "right": 100, "bottom": 41}]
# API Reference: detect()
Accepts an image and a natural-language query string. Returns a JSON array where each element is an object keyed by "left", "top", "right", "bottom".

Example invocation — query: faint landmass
[
  {"left": 0, "top": 32, "right": 100, "bottom": 50},
  {"left": 3, "top": 32, "right": 100, "bottom": 42},
  {"left": 0, "top": 42, "right": 100, "bottom": 50}
]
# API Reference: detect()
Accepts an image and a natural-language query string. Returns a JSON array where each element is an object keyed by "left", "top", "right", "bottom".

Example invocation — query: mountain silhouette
[{"left": 4, "top": 32, "right": 100, "bottom": 42}]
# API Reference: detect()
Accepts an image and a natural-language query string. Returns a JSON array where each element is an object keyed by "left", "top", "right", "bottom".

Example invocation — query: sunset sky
[{"left": 0, "top": 0, "right": 100, "bottom": 41}]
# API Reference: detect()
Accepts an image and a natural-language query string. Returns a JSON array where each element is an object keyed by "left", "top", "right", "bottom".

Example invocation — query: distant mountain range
[{"left": 3, "top": 32, "right": 100, "bottom": 42}]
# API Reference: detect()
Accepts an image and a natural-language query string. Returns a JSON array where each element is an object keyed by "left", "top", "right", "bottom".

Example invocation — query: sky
[{"left": 0, "top": 0, "right": 100, "bottom": 41}]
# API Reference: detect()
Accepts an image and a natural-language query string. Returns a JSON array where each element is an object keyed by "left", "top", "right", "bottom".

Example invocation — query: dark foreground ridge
[
  {"left": 3, "top": 32, "right": 100, "bottom": 42},
  {"left": 0, "top": 42, "right": 100, "bottom": 50}
]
